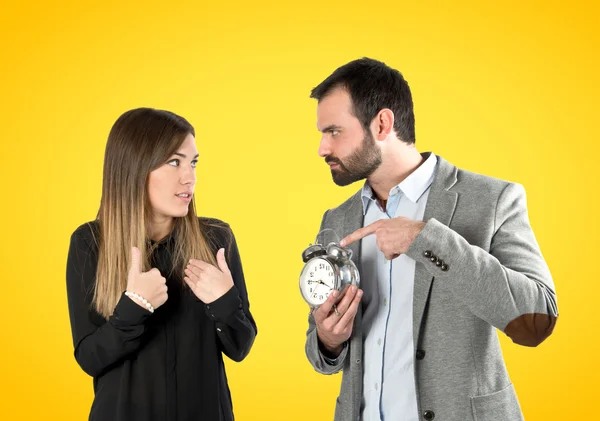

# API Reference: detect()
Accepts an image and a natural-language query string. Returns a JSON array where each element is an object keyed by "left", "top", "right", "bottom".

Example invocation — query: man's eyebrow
[{"left": 319, "top": 125, "right": 343, "bottom": 133}]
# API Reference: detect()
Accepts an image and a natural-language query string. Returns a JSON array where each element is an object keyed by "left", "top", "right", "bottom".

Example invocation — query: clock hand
[
  {"left": 318, "top": 280, "right": 334, "bottom": 292},
  {"left": 316, "top": 280, "right": 334, "bottom": 297},
  {"left": 311, "top": 283, "right": 320, "bottom": 296}
]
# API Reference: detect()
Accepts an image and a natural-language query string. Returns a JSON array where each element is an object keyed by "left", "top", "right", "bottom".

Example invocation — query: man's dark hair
[{"left": 310, "top": 57, "right": 415, "bottom": 144}]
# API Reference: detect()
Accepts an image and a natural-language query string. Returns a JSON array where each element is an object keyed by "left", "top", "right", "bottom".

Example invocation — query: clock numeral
[
  {"left": 309, "top": 272, "right": 314, "bottom": 277},
  {"left": 319, "top": 263, "right": 325, "bottom": 270},
  {"left": 319, "top": 295, "right": 323, "bottom": 300},
  {"left": 309, "top": 288, "right": 313, "bottom": 293},
  {"left": 328, "top": 271, "right": 333, "bottom": 277}
]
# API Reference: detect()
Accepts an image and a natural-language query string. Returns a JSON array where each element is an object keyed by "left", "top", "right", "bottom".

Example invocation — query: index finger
[{"left": 340, "top": 220, "right": 382, "bottom": 247}]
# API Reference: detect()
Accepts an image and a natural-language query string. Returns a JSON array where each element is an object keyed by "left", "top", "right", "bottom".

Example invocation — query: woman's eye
[
  {"left": 191, "top": 160, "right": 198, "bottom": 168},
  {"left": 331, "top": 130, "right": 340, "bottom": 136},
  {"left": 167, "top": 159, "right": 180, "bottom": 167}
]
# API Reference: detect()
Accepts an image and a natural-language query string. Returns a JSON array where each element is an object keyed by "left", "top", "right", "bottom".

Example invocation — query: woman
[{"left": 66, "top": 108, "right": 257, "bottom": 421}]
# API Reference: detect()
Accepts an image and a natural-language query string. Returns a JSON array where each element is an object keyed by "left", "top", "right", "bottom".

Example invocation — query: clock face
[{"left": 300, "top": 258, "right": 336, "bottom": 306}]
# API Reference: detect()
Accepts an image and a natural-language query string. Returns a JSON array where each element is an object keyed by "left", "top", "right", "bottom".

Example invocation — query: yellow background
[{"left": 0, "top": 0, "right": 597, "bottom": 419}]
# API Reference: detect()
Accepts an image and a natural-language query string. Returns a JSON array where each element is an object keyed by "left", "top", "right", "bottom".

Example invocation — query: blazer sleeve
[
  {"left": 305, "top": 210, "right": 349, "bottom": 374},
  {"left": 202, "top": 224, "right": 257, "bottom": 362},
  {"left": 66, "top": 225, "right": 152, "bottom": 377},
  {"left": 406, "top": 182, "right": 558, "bottom": 347}
]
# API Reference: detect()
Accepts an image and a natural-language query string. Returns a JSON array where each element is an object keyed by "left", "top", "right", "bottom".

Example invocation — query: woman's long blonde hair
[{"left": 93, "top": 108, "right": 217, "bottom": 318}]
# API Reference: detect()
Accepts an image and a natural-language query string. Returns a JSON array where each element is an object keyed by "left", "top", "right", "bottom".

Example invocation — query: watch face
[{"left": 300, "top": 258, "right": 336, "bottom": 306}]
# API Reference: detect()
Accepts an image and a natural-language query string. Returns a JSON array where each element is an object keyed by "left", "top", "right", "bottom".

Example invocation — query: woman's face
[{"left": 147, "top": 133, "right": 198, "bottom": 223}]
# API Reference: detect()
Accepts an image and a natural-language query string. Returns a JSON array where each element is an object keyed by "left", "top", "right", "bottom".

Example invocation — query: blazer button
[
  {"left": 424, "top": 250, "right": 432, "bottom": 258},
  {"left": 435, "top": 259, "right": 443, "bottom": 267},
  {"left": 429, "top": 256, "right": 437, "bottom": 263},
  {"left": 441, "top": 263, "right": 449, "bottom": 271},
  {"left": 416, "top": 349, "right": 426, "bottom": 360},
  {"left": 423, "top": 410, "right": 435, "bottom": 420}
]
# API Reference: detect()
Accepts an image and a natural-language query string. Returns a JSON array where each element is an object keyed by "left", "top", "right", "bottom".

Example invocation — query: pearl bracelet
[{"left": 125, "top": 291, "right": 155, "bottom": 313}]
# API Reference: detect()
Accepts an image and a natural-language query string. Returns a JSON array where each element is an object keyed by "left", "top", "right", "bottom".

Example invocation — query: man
[{"left": 304, "top": 58, "right": 558, "bottom": 421}]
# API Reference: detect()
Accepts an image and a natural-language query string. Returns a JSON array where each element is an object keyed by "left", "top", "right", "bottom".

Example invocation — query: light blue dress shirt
[{"left": 360, "top": 153, "right": 437, "bottom": 421}]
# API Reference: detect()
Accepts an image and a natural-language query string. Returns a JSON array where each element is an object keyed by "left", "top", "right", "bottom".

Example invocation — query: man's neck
[{"left": 368, "top": 147, "right": 424, "bottom": 202}]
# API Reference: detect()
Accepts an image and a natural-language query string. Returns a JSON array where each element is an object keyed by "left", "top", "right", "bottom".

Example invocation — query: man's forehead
[{"left": 316, "top": 89, "right": 354, "bottom": 128}]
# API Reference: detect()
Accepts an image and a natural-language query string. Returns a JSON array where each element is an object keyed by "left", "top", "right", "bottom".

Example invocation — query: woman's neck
[{"left": 148, "top": 216, "right": 174, "bottom": 242}]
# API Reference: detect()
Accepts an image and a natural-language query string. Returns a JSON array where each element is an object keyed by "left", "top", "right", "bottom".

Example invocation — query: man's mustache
[{"left": 325, "top": 156, "right": 343, "bottom": 166}]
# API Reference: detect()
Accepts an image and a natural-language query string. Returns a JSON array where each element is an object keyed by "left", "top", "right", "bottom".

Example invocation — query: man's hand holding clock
[
  {"left": 299, "top": 237, "right": 362, "bottom": 358},
  {"left": 312, "top": 285, "right": 363, "bottom": 358}
]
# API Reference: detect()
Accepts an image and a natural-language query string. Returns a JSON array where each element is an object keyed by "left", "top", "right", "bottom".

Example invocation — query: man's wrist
[
  {"left": 321, "top": 341, "right": 348, "bottom": 365},
  {"left": 410, "top": 221, "right": 426, "bottom": 243},
  {"left": 322, "top": 343, "right": 343, "bottom": 359},
  {"left": 318, "top": 336, "right": 345, "bottom": 359}
]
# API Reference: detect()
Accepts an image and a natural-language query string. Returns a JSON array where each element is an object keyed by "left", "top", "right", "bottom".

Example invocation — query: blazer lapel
[
  {"left": 413, "top": 155, "right": 459, "bottom": 345},
  {"left": 342, "top": 191, "right": 364, "bottom": 273}
]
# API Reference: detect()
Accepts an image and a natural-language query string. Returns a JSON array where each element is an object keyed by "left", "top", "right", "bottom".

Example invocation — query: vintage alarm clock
[{"left": 299, "top": 231, "right": 360, "bottom": 308}]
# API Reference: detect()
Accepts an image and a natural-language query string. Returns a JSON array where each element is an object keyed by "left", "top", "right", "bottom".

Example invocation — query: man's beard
[{"left": 325, "top": 130, "right": 382, "bottom": 186}]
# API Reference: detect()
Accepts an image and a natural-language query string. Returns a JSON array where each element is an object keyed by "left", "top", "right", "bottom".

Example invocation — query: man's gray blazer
[{"left": 305, "top": 154, "right": 558, "bottom": 421}]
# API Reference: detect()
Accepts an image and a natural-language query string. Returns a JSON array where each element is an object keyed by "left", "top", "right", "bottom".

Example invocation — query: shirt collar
[{"left": 361, "top": 153, "right": 438, "bottom": 215}]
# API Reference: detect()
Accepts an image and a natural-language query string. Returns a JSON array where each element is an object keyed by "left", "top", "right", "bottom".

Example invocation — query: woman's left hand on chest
[{"left": 184, "top": 248, "right": 234, "bottom": 303}]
